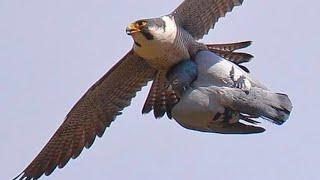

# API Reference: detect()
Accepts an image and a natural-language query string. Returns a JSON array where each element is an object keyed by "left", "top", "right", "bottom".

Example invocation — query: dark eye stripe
[
  {"left": 134, "top": 41, "right": 141, "bottom": 47},
  {"left": 141, "top": 29, "right": 154, "bottom": 40}
]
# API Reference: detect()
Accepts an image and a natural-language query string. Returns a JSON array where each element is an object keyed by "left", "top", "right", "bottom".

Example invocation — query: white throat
[{"left": 132, "top": 16, "right": 189, "bottom": 69}]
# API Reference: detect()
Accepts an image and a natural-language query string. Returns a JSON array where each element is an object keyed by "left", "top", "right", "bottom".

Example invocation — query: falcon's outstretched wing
[
  {"left": 171, "top": 0, "right": 244, "bottom": 40},
  {"left": 14, "top": 50, "right": 156, "bottom": 180}
]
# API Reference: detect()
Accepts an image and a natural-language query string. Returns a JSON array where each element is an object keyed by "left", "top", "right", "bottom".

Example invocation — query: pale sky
[{"left": 1, "top": 0, "right": 319, "bottom": 179}]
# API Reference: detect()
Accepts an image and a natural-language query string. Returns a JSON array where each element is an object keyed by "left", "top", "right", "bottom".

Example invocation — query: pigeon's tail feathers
[
  {"left": 259, "top": 93, "right": 292, "bottom": 125},
  {"left": 220, "top": 87, "right": 293, "bottom": 125}
]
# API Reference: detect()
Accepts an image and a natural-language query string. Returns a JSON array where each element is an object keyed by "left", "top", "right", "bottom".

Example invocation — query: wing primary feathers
[{"left": 14, "top": 50, "right": 156, "bottom": 180}]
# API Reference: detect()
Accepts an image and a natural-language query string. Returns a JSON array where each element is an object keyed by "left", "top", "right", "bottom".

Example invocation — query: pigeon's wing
[
  {"left": 171, "top": 0, "right": 244, "bottom": 40},
  {"left": 175, "top": 117, "right": 265, "bottom": 134},
  {"left": 207, "top": 122, "right": 266, "bottom": 134},
  {"left": 14, "top": 50, "right": 156, "bottom": 180}
]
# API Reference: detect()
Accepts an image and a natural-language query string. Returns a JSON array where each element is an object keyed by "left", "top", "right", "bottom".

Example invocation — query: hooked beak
[{"left": 126, "top": 23, "right": 141, "bottom": 35}]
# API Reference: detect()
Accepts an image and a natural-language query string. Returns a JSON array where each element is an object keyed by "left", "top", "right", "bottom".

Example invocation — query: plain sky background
[{"left": 1, "top": 0, "right": 319, "bottom": 179}]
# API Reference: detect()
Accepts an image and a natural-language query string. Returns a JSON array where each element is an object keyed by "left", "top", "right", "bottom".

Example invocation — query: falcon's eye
[{"left": 137, "top": 21, "right": 147, "bottom": 26}]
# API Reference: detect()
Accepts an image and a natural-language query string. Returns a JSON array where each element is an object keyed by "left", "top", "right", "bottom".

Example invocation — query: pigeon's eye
[{"left": 172, "top": 79, "right": 179, "bottom": 85}]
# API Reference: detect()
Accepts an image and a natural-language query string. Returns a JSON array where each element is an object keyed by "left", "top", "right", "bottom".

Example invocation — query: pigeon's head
[
  {"left": 166, "top": 59, "right": 198, "bottom": 97},
  {"left": 126, "top": 16, "right": 176, "bottom": 47}
]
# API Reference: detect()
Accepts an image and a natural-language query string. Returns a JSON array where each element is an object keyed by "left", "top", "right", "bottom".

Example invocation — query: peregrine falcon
[
  {"left": 14, "top": 0, "right": 248, "bottom": 179},
  {"left": 166, "top": 51, "right": 292, "bottom": 134}
]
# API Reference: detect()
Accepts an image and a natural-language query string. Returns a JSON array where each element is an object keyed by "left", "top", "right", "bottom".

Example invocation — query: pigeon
[{"left": 166, "top": 51, "right": 293, "bottom": 134}]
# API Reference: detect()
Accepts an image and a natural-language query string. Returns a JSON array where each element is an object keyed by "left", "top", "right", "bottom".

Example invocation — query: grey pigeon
[{"left": 167, "top": 51, "right": 293, "bottom": 134}]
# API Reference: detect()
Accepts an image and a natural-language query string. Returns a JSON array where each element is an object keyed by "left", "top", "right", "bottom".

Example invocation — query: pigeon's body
[
  {"left": 192, "top": 51, "right": 266, "bottom": 89},
  {"left": 168, "top": 51, "right": 292, "bottom": 134}
]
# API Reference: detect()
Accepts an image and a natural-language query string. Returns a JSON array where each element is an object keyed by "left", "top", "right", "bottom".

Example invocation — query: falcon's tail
[
  {"left": 142, "top": 70, "right": 178, "bottom": 118},
  {"left": 206, "top": 41, "right": 252, "bottom": 52},
  {"left": 206, "top": 41, "right": 253, "bottom": 72}
]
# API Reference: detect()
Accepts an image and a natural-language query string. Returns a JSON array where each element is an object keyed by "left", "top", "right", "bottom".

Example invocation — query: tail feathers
[
  {"left": 220, "top": 87, "right": 293, "bottom": 125},
  {"left": 206, "top": 41, "right": 252, "bottom": 52},
  {"left": 142, "top": 72, "right": 159, "bottom": 114},
  {"left": 142, "top": 71, "right": 179, "bottom": 118},
  {"left": 206, "top": 41, "right": 254, "bottom": 73},
  {"left": 208, "top": 49, "right": 254, "bottom": 65},
  {"left": 261, "top": 93, "right": 292, "bottom": 125}
]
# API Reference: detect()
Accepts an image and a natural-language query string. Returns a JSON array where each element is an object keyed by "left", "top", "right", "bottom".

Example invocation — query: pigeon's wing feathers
[
  {"left": 209, "top": 122, "right": 265, "bottom": 134},
  {"left": 213, "top": 87, "right": 292, "bottom": 125},
  {"left": 171, "top": 0, "right": 244, "bottom": 40},
  {"left": 14, "top": 50, "right": 156, "bottom": 180},
  {"left": 176, "top": 119, "right": 265, "bottom": 134}
]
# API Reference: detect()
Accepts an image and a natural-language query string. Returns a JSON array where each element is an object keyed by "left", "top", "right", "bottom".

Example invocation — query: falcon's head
[{"left": 126, "top": 16, "right": 176, "bottom": 47}]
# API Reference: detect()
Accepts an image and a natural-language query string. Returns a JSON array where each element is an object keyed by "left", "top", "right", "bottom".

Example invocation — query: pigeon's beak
[{"left": 126, "top": 23, "right": 141, "bottom": 35}]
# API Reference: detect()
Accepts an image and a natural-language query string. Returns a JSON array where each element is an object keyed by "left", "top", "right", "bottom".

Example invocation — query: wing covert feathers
[
  {"left": 14, "top": 50, "right": 156, "bottom": 180},
  {"left": 172, "top": 0, "right": 244, "bottom": 40}
]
